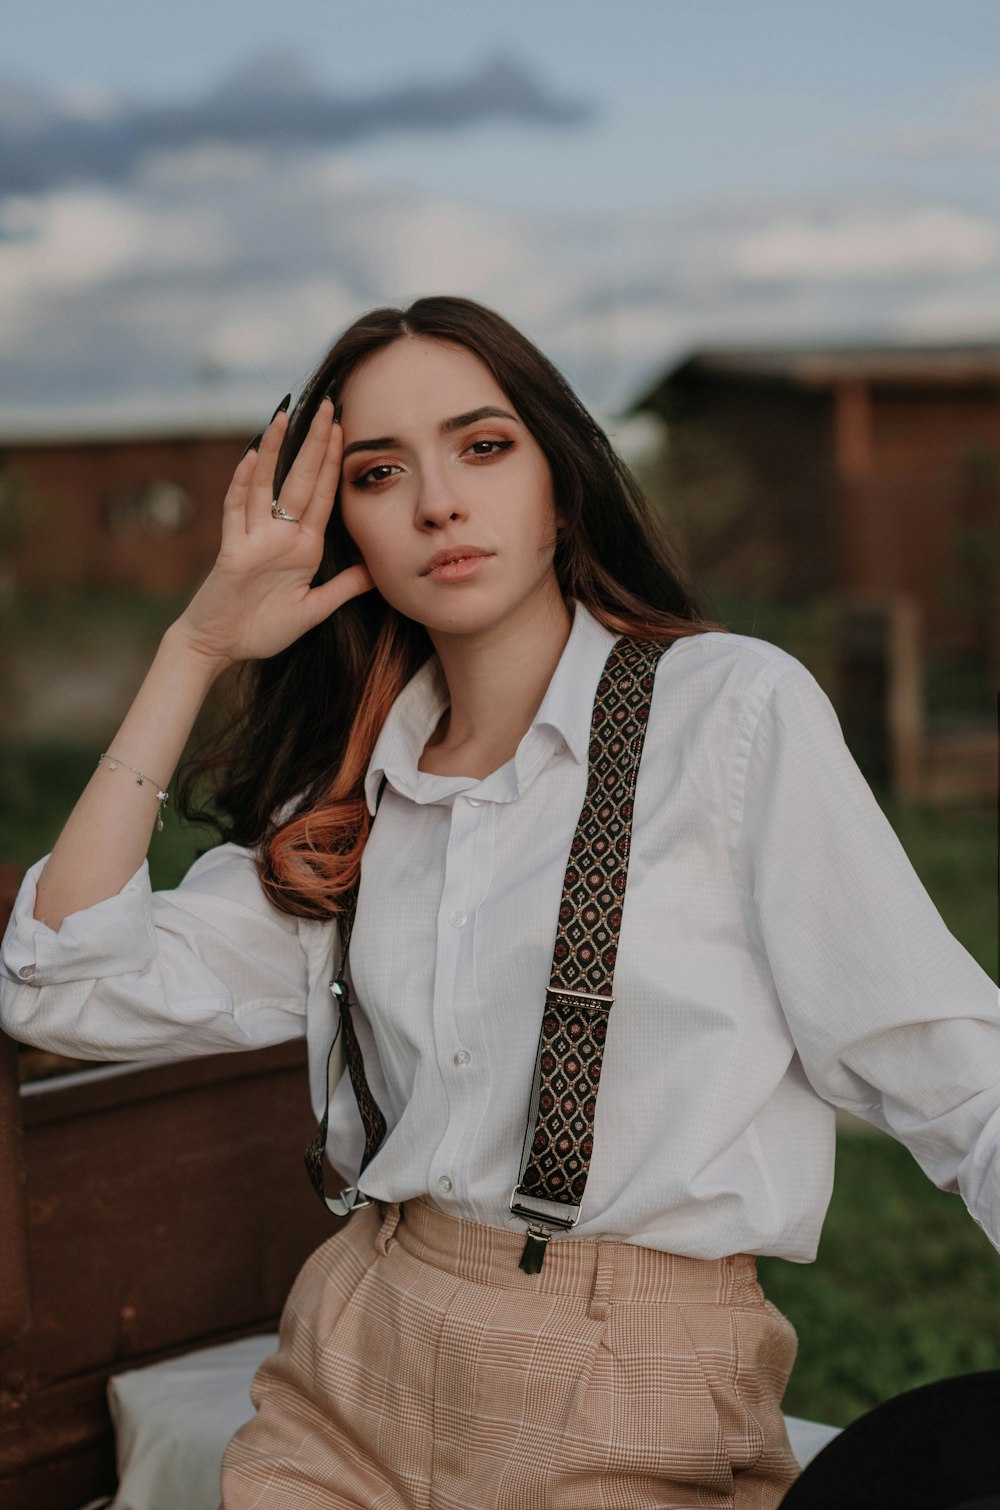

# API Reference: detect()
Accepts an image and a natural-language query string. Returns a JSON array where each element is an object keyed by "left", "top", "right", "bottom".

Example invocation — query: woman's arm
[
  {"left": 32, "top": 626, "right": 227, "bottom": 931},
  {"left": 731, "top": 655, "right": 1000, "bottom": 1252},
  {"left": 1, "top": 840, "right": 337, "bottom": 1060},
  {"left": 33, "top": 396, "right": 373, "bottom": 934}
]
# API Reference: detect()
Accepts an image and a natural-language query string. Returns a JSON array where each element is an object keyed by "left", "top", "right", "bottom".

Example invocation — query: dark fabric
[
  {"left": 515, "top": 637, "right": 666, "bottom": 1213},
  {"left": 779, "top": 1372, "right": 1000, "bottom": 1510}
]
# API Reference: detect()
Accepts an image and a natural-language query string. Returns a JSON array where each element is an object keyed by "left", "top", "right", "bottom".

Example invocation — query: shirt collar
[{"left": 363, "top": 600, "right": 618, "bottom": 813}]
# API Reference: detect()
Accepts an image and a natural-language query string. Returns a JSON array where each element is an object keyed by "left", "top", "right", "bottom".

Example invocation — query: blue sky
[{"left": 6, "top": 0, "right": 1000, "bottom": 213}]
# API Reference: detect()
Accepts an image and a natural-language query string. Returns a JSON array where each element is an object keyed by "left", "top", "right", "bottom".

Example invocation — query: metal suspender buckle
[
  {"left": 333, "top": 1186, "right": 373, "bottom": 1216},
  {"left": 509, "top": 1190, "right": 581, "bottom": 1274},
  {"left": 543, "top": 986, "right": 614, "bottom": 1007}
]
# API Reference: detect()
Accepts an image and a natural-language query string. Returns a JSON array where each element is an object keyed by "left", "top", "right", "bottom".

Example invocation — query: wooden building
[
  {"left": 0, "top": 403, "right": 264, "bottom": 598},
  {"left": 630, "top": 344, "right": 1000, "bottom": 664}
]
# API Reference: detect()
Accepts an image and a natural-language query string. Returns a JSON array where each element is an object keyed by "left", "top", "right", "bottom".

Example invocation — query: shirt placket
[{"left": 427, "top": 793, "right": 491, "bottom": 1202}]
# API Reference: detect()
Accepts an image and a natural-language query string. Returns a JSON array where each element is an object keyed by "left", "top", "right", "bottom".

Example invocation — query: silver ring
[{"left": 271, "top": 500, "right": 300, "bottom": 523}]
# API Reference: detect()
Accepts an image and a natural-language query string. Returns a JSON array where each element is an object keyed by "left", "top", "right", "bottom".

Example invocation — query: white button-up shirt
[{"left": 2, "top": 601, "right": 998, "bottom": 1261}]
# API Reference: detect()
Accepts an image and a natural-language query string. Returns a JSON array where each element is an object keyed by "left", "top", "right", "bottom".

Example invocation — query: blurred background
[{"left": 0, "top": 0, "right": 997, "bottom": 1434}]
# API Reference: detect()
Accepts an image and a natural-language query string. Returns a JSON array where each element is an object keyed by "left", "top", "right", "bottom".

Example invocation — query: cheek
[
  {"left": 525, "top": 460, "right": 558, "bottom": 535},
  {"left": 341, "top": 515, "right": 412, "bottom": 603},
  {"left": 339, "top": 504, "right": 380, "bottom": 565},
  {"left": 529, "top": 487, "right": 561, "bottom": 545}
]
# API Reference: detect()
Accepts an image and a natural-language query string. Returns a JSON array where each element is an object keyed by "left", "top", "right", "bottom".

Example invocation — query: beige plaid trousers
[{"left": 220, "top": 1198, "right": 800, "bottom": 1509}]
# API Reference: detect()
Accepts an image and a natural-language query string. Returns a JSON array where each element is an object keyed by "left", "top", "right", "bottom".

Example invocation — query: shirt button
[
  {"left": 437, "top": 1175, "right": 453, "bottom": 1193},
  {"left": 449, "top": 910, "right": 467, "bottom": 928},
  {"left": 467, "top": 797, "right": 483, "bottom": 807},
  {"left": 453, "top": 1049, "right": 471, "bottom": 1067}
]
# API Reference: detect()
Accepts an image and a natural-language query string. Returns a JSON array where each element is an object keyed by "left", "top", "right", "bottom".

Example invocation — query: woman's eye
[
  {"left": 465, "top": 439, "right": 514, "bottom": 459},
  {"left": 350, "top": 440, "right": 513, "bottom": 489},
  {"left": 352, "top": 463, "right": 403, "bottom": 490}
]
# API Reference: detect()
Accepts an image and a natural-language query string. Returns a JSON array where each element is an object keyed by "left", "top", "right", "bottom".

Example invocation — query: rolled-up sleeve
[
  {"left": 732, "top": 659, "right": 1000, "bottom": 1252},
  {"left": 0, "top": 842, "right": 334, "bottom": 1062}
]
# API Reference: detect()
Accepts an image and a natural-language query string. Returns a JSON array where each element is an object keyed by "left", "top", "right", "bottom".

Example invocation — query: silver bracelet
[{"left": 98, "top": 752, "right": 170, "bottom": 832}]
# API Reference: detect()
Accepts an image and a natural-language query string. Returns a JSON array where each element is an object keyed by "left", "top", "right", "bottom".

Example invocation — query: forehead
[{"left": 341, "top": 337, "right": 511, "bottom": 425}]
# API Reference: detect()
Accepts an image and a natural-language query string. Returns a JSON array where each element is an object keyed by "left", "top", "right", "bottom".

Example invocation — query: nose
[{"left": 414, "top": 459, "right": 466, "bottom": 530}]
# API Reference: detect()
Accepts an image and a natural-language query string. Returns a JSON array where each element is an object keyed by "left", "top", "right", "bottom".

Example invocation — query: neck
[{"left": 421, "top": 587, "right": 574, "bottom": 774}]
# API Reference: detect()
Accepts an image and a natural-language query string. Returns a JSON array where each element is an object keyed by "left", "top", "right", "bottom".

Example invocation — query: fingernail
[
  {"left": 333, "top": 401, "right": 343, "bottom": 425},
  {"left": 240, "top": 432, "right": 263, "bottom": 461},
  {"left": 270, "top": 393, "right": 292, "bottom": 424}
]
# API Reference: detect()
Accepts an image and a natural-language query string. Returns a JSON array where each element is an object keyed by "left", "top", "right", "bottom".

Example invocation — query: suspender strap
[
  {"left": 509, "top": 636, "right": 667, "bottom": 1270},
  {"left": 304, "top": 774, "right": 389, "bottom": 1217}
]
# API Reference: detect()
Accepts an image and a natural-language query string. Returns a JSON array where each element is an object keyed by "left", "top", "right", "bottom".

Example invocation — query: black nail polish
[
  {"left": 270, "top": 393, "right": 292, "bottom": 423},
  {"left": 333, "top": 401, "right": 343, "bottom": 425},
  {"left": 240, "top": 432, "right": 263, "bottom": 460}
]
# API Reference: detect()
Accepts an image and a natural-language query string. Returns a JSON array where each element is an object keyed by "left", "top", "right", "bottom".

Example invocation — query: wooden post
[
  {"left": 834, "top": 591, "right": 925, "bottom": 799},
  {"left": 886, "top": 594, "right": 925, "bottom": 802}
]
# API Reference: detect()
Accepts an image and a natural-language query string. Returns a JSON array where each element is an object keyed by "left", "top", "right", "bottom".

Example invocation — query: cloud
[
  {"left": 729, "top": 205, "right": 1000, "bottom": 280},
  {"left": 1, "top": 152, "right": 999, "bottom": 420},
  {"left": 0, "top": 50, "right": 595, "bottom": 196}
]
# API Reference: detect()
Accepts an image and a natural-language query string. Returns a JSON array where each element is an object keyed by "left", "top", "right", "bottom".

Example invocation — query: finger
[
  {"left": 275, "top": 398, "right": 336, "bottom": 523},
  {"left": 245, "top": 409, "right": 290, "bottom": 532},
  {"left": 301, "top": 562, "right": 376, "bottom": 630},
  {"left": 299, "top": 402, "right": 344, "bottom": 531},
  {"left": 220, "top": 446, "right": 258, "bottom": 541},
  {"left": 223, "top": 444, "right": 257, "bottom": 509}
]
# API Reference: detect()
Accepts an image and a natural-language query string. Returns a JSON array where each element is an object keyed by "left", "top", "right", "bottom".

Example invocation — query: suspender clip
[
  {"left": 519, "top": 1223, "right": 554, "bottom": 1274},
  {"left": 509, "top": 1190, "right": 581, "bottom": 1274}
]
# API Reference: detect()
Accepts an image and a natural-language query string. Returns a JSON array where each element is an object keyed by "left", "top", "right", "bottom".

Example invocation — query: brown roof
[{"left": 631, "top": 342, "right": 1000, "bottom": 412}]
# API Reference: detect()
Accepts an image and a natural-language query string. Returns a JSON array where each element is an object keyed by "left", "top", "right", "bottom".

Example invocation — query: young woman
[{"left": 1, "top": 297, "right": 997, "bottom": 1510}]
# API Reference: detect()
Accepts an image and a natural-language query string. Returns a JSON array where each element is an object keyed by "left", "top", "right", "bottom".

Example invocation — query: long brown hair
[{"left": 180, "top": 296, "right": 729, "bottom": 919}]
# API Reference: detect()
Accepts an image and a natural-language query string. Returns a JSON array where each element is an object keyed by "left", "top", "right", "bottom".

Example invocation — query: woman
[{"left": 1, "top": 297, "right": 997, "bottom": 1510}]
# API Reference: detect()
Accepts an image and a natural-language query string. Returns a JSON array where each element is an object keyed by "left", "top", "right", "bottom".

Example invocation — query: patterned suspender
[
  {"left": 304, "top": 636, "right": 668, "bottom": 1269},
  {"left": 303, "top": 774, "right": 388, "bottom": 1219}
]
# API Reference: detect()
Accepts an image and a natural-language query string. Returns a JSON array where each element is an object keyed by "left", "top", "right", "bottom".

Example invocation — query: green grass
[
  {"left": 874, "top": 788, "right": 997, "bottom": 983},
  {"left": 759, "top": 1132, "right": 999, "bottom": 1428}
]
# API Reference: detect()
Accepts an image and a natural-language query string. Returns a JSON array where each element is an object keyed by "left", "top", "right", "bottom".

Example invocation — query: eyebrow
[{"left": 341, "top": 406, "right": 520, "bottom": 459}]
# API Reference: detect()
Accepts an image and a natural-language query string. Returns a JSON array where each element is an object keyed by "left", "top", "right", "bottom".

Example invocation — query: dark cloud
[{"left": 0, "top": 51, "right": 596, "bottom": 196}]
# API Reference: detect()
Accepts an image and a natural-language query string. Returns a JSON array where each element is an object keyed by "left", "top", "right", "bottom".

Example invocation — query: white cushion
[
  {"left": 782, "top": 1412, "right": 843, "bottom": 1468},
  {"left": 108, "top": 1334, "right": 277, "bottom": 1510},
  {"left": 107, "top": 1334, "right": 842, "bottom": 1509}
]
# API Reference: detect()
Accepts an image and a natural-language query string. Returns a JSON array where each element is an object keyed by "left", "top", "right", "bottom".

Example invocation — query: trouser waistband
[{"left": 373, "top": 1198, "right": 763, "bottom": 1314}]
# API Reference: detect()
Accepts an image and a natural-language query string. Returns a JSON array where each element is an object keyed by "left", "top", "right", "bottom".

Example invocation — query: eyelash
[{"left": 350, "top": 438, "right": 515, "bottom": 491}]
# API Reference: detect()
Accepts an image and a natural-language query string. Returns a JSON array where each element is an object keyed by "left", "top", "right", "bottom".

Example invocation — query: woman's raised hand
[
  {"left": 174, "top": 397, "right": 374, "bottom": 669},
  {"left": 33, "top": 396, "right": 375, "bottom": 930}
]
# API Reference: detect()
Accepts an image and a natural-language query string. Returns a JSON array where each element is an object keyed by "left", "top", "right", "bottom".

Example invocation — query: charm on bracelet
[{"left": 98, "top": 752, "right": 170, "bottom": 832}]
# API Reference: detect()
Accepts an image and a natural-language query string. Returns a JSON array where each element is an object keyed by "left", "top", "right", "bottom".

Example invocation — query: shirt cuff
[{"left": 1, "top": 855, "right": 156, "bottom": 986}]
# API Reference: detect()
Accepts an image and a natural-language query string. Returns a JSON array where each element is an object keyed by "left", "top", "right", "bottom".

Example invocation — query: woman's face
[{"left": 337, "top": 336, "right": 565, "bottom": 643}]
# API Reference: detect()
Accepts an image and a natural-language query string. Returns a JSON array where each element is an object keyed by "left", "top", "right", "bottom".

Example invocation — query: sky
[
  {"left": 7, "top": 0, "right": 1000, "bottom": 213},
  {"left": 3, "top": 1, "right": 1000, "bottom": 421}
]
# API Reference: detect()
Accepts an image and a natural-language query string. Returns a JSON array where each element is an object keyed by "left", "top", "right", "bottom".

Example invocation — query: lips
[{"left": 421, "top": 545, "right": 493, "bottom": 576}]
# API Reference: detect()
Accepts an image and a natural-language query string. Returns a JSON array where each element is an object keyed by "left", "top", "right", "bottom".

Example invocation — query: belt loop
[
  {"left": 588, "top": 1243, "right": 616, "bottom": 1322},
  {"left": 375, "top": 1200, "right": 402, "bottom": 1256}
]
